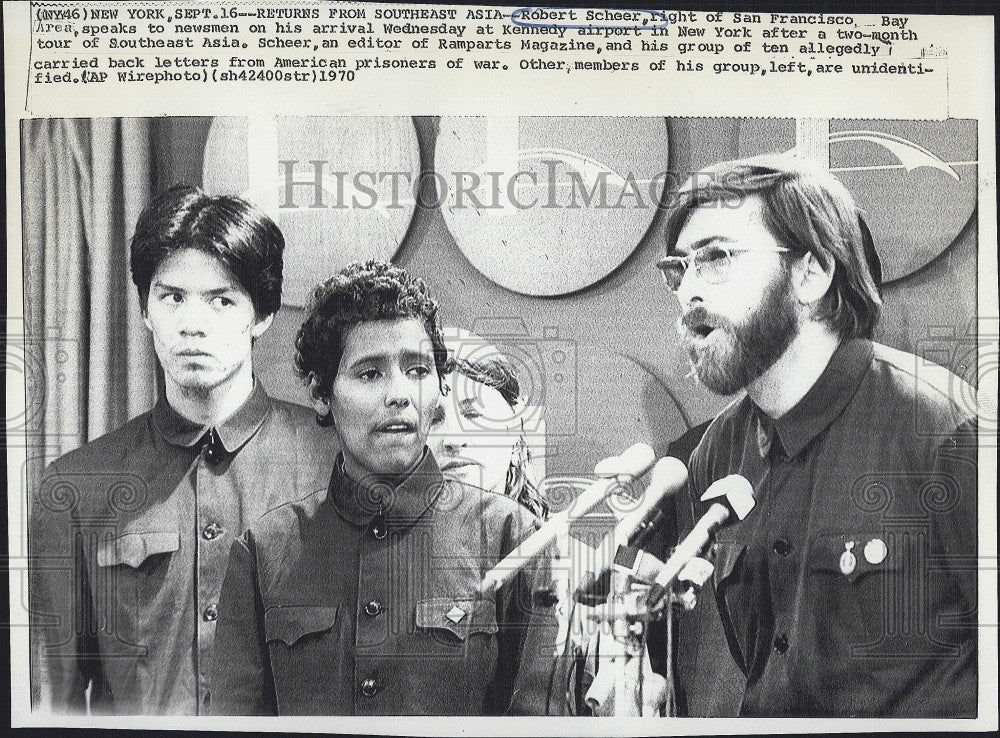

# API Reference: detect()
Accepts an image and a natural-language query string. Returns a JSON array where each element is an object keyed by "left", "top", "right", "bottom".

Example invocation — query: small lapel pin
[{"left": 839, "top": 541, "right": 857, "bottom": 576}]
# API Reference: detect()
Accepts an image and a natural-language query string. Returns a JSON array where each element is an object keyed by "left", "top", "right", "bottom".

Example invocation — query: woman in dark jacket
[{"left": 210, "top": 260, "right": 560, "bottom": 716}]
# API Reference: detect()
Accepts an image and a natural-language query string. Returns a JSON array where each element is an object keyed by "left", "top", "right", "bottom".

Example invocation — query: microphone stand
[{"left": 586, "top": 551, "right": 715, "bottom": 716}]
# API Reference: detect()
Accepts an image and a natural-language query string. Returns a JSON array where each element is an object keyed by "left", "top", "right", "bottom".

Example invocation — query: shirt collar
[
  {"left": 151, "top": 380, "right": 272, "bottom": 453},
  {"left": 329, "top": 448, "right": 445, "bottom": 527},
  {"left": 755, "top": 338, "right": 873, "bottom": 460}
]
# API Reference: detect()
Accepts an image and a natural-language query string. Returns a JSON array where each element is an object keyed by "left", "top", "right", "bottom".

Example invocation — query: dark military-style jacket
[
  {"left": 29, "top": 383, "right": 332, "bottom": 714},
  {"left": 683, "top": 339, "right": 977, "bottom": 717},
  {"left": 210, "top": 450, "right": 562, "bottom": 715}
]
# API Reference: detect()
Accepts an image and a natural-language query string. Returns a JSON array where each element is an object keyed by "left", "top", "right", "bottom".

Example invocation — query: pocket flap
[
  {"left": 415, "top": 597, "right": 498, "bottom": 640},
  {"left": 96, "top": 530, "right": 180, "bottom": 568},
  {"left": 808, "top": 533, "right": 898, "bottom": 583},
  {"left": 264, "top": 605, "right": 339, "bottom": 646},
  {"left": 710, "top": 541, "right": 746, "bottom": 588}
]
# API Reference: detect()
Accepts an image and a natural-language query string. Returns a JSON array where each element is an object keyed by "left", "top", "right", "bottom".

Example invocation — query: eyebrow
[
  {"left": 673, "top": 235, "right": 737, "bottom": 256},
  {"left": 151, "top": 280, "right": 236, "bottom": 297},
  {"left": 346, "top": 348, "right": 434, "bottom": 371}
]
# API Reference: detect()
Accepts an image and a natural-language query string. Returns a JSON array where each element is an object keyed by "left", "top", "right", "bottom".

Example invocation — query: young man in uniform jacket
[
  {"left": 29, "top": 185, "right": 332, "bottom": 715},
  {"left": 658, "top": 156, "right": 977, "bottom": 717}
]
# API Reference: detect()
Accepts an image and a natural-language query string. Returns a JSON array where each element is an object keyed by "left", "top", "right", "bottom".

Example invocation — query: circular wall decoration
[
  {"left": 543, "top": 345, "right": 689, "bottom": 479},
  {"left": 202, "top": 116, "right": 420, "bottom": 306},
  {"left": 828, "top": 120, "right": 977, "bottom": 283},
  {"left": 435, "top": 117, "right": 669, "bottom": 296}
]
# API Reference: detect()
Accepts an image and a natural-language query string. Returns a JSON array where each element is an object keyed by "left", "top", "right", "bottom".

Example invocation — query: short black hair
[
  {"left": 130, "top": 184, "right": 284, "bottom": 318},
  {"left": 664, "top": 155, "right": 883, "bottom": 339},
  {"left": 295, "top": 260, "right": 449, "bottom": 401}
]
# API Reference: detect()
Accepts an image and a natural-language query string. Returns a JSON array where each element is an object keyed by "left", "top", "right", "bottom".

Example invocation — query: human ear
[
  {"left": 795, "top": 252, "right": 835, "bottom": 307},
  {"left": 308, "top": 373, "right": 332, "bottom": 421},
  {"left": 250, "top": 313, "right": 275, "bottom": 339}
]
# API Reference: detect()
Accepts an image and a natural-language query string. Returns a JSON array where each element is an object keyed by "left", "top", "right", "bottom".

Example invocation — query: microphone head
[
  {"left": 645, "top": 456, "right": 688, "bottom": 497},
  {"left": 593, "top": 442, "right": 656, "bottom": 479},
  {"left": 614, "top": 456, "right": 687, "bottom": 533},
  {"left": 700, "top": 474, "right": 755, "bottom": 521}
]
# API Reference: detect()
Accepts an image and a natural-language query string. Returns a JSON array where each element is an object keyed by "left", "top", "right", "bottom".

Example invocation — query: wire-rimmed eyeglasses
[{"left": 655, "top": 244, "right": 791, "bottom": 292}]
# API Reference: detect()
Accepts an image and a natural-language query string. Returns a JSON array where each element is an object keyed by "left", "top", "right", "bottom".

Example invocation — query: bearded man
[{"left": 658, "top": 156, "right": 978, "bottom": 717}]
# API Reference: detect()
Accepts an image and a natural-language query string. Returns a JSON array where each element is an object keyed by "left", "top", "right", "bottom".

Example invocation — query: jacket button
[
  {"left": 773, "top": 634, "right": 789, "bottom": 653},
  {"left": 772, "top": 538, "right": 792, "bottom": 556},
  {"left": 360, "top": 677, "right": 380, "bottom": 698},
  {"left": 203, "top": 523, "right": 223, "bottom": 540},
  {"left": 203, "top": 604, "right": 218, "bottom": 622},
  {"left": 364, "top": 600, "right": 383, "bottom": 617}
]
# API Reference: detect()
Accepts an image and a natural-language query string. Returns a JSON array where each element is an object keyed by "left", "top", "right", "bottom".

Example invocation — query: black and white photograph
[{"left": 5, "top": 1, "right": 996, "bottom": 734}]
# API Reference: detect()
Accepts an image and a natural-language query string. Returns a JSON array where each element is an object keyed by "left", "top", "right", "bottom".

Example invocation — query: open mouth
[
  {"left": 376, "top": 418, "right": 417, "bottom": 434},
  {"left": 690, "top": 324, "right": 715, "bottom": 340},
  {"left": 681, "top": 309, "right": 723, "bottom": 343}
]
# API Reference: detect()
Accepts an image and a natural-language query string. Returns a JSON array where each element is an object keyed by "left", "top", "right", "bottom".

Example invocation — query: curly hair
[
  {"left": 130, "top": 184, "right": 284, "bottom": 318},
  {"left": 294, "top": 260, "right": 449, "bottom": 402},
  {"left": 663, "top": 154, "right": 883, "bottom": 339}
]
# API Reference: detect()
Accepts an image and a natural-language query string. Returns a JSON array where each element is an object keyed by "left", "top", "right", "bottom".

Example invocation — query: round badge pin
[{"left": 864, "top": 538, "right": 888, "bottom": 565}]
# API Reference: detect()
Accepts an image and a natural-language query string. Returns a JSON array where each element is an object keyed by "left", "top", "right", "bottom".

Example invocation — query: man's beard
[{"left": 679, "top": 271, "right": 798, "bottom": 396}]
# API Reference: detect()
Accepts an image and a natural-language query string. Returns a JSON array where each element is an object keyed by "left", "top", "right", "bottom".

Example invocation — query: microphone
[
  {"left": 572, "top": 456, "right": 687, "bottom": 605},
  {"left": 645, "top": 474, "right": 755, "bottom": 609},
  {"left": 478, "top": 443, "right": 656, "bottom": 595}
]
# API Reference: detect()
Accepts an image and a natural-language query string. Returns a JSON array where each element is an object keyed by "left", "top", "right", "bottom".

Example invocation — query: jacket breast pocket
[
  {"left": 265, "top": 605, "right": 339, "bottom": 646},
  {"left": 264, "top": 605, "right": 342, "bottom": 712},
  {"left": 96, "top": 530, "right": 180, "bottom": 569},
  {"left": 95, "top": 529, "right": 181, "bottom": 650},
  {"left": 806, "top": 533, "right": 901, "bottom": 655},
  {"left": 415, "top": 597, "right": 498, "bottom": 648}
]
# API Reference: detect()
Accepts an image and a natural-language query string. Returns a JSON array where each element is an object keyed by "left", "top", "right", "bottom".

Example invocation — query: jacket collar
[
  {"left": 755, "top": 338, "right": 872, "bottom": 459},
  {"left": 329, "top": 448, "right": 446, "bottom": 528},
  {"left": 151, "top": 380, "right": 272, "bottom": 454}
]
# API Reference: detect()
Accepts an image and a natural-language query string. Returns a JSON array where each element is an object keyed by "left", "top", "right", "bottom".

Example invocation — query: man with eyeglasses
[{"left": 656, "top": 155, "right": 977, "bottom": 717}]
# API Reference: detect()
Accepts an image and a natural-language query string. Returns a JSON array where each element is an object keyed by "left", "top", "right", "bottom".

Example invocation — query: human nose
[
  {"left": 674, "top": 260, "right": 703, "bottom": 307},
  {"left": 177, "top": 300, "right": 210, "bottom": 336},
  {"left": 384, "top": 369, "right": 412, "bottom": 409}
]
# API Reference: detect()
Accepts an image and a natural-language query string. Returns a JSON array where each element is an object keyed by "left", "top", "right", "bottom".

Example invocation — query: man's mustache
[{"left": 679, "top": 306, "right": 729, "bottom": 333}]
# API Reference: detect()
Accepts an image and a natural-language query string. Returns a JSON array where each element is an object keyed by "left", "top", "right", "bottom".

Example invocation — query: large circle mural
[
  {"left": 828, "top": 120, "right": 977, "bottom": 283},
  {"left": 761, "top": 118, "right": 978, "bottom": 284},
  {"left": 202, "top": 116, "right": 420, "bottom": 306},
  {"left": 435, "top": 116, "right": 670, "bottom": 296}
]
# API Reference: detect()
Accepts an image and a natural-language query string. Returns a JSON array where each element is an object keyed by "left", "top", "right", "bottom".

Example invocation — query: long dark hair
[{"left": 452, "top": 354, "right": 549, "bottom": 520}]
